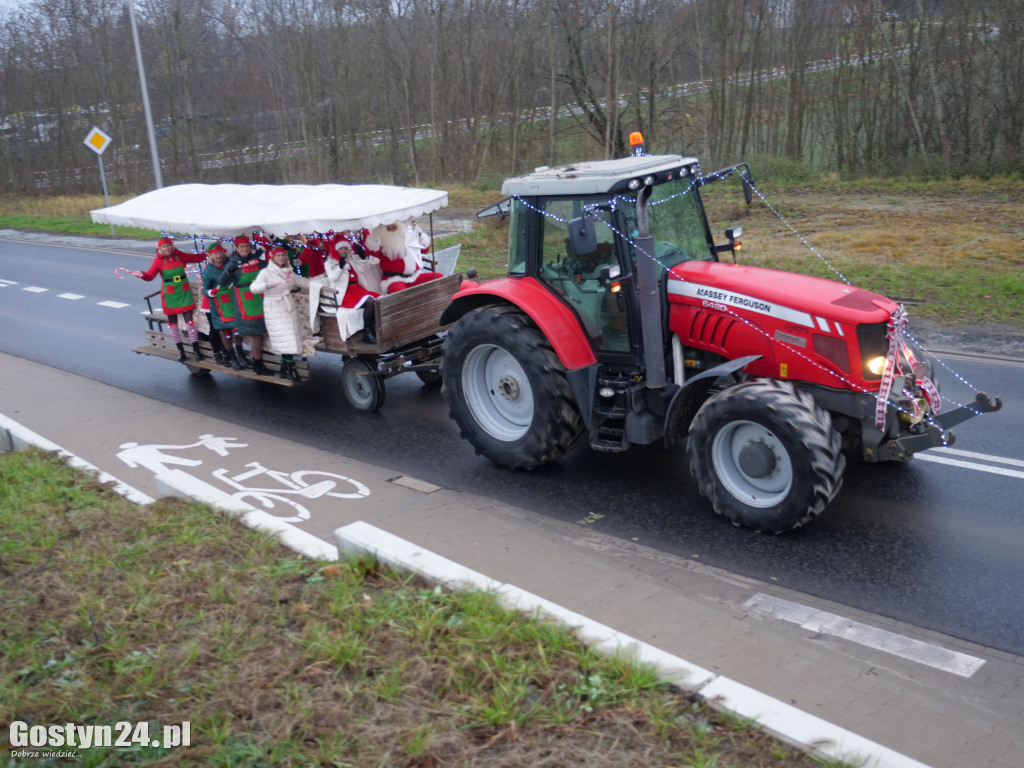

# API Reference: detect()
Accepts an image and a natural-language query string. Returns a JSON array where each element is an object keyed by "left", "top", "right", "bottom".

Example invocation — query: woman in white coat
[{"left": 251, "top": 246, "right": 311, "bottom": 381}]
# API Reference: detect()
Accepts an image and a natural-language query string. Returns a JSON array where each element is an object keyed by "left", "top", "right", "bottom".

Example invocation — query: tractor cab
[{"left": 501, "top": 154, "right": 704, "bottom": 359}]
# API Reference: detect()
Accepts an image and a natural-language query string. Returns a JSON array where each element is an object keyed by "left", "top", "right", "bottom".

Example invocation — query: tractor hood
[{"left": 666, "top": 260, "right": 899, "bottom": 329}]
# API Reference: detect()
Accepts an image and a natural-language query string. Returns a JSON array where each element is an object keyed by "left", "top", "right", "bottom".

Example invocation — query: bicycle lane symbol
[
  {"left": 211, "top": 461, "right": 371, "bottom": 523},
  {"left": 116, "top": 435, "right": 371, "bottom": 523}
]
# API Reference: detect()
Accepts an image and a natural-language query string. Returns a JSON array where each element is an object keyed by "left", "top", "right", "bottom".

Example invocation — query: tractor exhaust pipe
[{"left": 634, "top": 186, "right": 666, "bottom": 390}]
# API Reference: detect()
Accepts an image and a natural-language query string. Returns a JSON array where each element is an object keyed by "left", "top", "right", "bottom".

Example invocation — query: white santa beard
[{"left": 377, "top": 227, "right": 407, "bottom": 257}]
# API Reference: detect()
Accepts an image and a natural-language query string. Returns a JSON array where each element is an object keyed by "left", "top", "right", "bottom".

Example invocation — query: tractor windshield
[{"left": 619, "top": 178, "right": 713, "bottom": 271}]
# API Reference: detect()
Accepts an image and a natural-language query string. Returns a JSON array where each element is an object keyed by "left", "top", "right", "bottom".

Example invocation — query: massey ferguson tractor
[{"left": 439, "top": 141, "right": 1002, "bottom": 532}]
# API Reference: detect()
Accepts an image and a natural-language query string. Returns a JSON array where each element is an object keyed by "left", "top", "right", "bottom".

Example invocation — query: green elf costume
[
  {"left": 201, "top": 241, "right": 241, "bottom": 369},
  {"left": 219, "top": 235, "right": 271, "bottom": 375},
  {"left": 135, "top": 236, "right": 207, "bottom": 362}
]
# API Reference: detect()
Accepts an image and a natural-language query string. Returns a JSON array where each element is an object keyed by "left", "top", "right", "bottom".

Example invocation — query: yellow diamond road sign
[{"left": 84, "top": 126, "right": 112, "bottom": 155}]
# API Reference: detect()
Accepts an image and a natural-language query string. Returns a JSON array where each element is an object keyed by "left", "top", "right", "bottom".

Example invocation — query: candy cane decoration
[{"left": 114, "top": 267, "right": 134, "bottom": 279}]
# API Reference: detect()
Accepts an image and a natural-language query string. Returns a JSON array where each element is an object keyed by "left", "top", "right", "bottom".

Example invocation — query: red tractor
[{"left": 439, "top": 142, "right": 1001, "bottom": 532}]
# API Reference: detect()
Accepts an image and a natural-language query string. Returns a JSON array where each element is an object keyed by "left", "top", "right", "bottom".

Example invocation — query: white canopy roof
[{"left": 90, "top": 183, "right": 449, "bottom": 237}]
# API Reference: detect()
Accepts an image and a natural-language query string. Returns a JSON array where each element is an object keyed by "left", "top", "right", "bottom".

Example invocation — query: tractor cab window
[
  {"left": 621, "top": 179, "right": 713, "bottom": 271},
  {"left": 537, "top": 198, "right": 630, "bottom": 353},
  {"left": 507, "top": 197, "right": 529, "bottom": 276}
]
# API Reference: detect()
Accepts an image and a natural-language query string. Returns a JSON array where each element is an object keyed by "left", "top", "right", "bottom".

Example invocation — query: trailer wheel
[
  {"left": 687, "top": 379, "right": 845, "bottom": 533},
  {"left": 442, "top": 306, "right": 584, "bottom": 469},
  {"left": 185, "top": 363, "right": 209, "bottom": 376},
  {"left": 342, "top": 357, "right": 386, "bottom": 413}
]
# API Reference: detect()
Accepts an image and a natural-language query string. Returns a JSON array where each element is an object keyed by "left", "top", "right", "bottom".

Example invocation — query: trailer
[{"left": 93, "top": 183, "right": 462, "bottom": 412}]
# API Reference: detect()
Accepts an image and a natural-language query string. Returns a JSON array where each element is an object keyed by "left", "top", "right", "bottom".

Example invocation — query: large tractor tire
[
  {"left": 687, "top": 379, "right": 846, "bottom": 533},
  {"left": 441, "top": 305, "right": 585, "bottom": 469}
]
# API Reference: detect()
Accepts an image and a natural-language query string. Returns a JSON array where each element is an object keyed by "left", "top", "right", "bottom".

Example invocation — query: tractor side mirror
[
  {"left": 740, "top": 169, "right": 755, "bottom": 205},
  {"left": 568, "top": 216, "right": 597, "bottom": 257}
]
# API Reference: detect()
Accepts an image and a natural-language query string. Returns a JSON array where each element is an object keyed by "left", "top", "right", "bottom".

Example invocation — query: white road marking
[
  {"left": 744, "top": 593, "right": 985, "bottom": 678},
  {"left": 97, "top": 300, "right": 130, "bottom": 309},
  {"left": 927, "top": 446, "right": 1024, "bottom": 469},
  {"left": 917, "top": 451, "right": 1024, "bottom": 480},
  {"left": 23, "top": 286, "right": 48, "bottom": 293},
  {"left": 58, "top": 293, "right": 85, "bottom": 300},
  {"left": 0, "top": 279, "right": 16, "bottom": 287}
]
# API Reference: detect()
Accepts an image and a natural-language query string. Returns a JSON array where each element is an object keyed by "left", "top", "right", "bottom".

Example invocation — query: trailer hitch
[{"left": 933, "top": 391, "right": 1003, "bottom": 430}]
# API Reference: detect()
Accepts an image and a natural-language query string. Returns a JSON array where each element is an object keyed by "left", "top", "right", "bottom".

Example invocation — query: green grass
[
  {"left": 0, "top": 448, "right": 841, "bottom": 767},
  {"left": 0, "top": 194, "right": 162, "bottom": 239}
]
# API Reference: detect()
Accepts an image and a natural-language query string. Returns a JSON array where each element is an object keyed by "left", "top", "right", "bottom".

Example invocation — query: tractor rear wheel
[
  {"left": 687, "top": 379, "right": 845, "bottom": 533},
  {"left": 442, "top": 306, "right": 585, "bottom": 469}
]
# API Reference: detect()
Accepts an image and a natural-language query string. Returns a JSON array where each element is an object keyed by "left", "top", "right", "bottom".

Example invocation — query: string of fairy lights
[{"left": 161, "top": 159, "right": 989, "bottom": 429}]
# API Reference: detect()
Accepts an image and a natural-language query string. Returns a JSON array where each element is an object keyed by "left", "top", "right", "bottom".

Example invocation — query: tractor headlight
[{"left": 866, "top": 356, "right": 887, "bottom": 376}]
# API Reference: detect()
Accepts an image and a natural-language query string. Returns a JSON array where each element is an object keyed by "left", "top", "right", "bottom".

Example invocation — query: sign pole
[
  {"left": 96, "top": 154, "right": 114, "bottom": 236},
  {"left": 83, "top": 126, "right": 115, "bottom": 236}
]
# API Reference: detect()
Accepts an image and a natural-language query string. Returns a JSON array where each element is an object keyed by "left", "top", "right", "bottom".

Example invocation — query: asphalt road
[{"left": 3, "top": 235, "right": 1022, "bottom": 658}]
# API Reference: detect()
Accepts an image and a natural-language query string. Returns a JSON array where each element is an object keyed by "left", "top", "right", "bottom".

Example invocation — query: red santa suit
[
  {"left": 322, "top": 234, "right": 383, "bottom": 342},
  {"left": 365, "top": 222, "right": 441, "bottom": 294}
]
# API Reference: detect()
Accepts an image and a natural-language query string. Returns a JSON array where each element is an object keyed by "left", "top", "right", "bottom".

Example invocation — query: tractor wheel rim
[
  {"left": 463, "top": 344, "right": 533, "bottom": 441},
  {"left": 711, "top": 420, "right": 793, "bottom": 507}
]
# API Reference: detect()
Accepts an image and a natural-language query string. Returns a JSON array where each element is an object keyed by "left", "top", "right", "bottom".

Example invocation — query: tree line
[{"left": 0, "top": 0, "right": 1021, "bottom": 195}]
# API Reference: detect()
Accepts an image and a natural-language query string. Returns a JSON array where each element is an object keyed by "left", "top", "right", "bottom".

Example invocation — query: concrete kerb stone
[
  {"left": 0, "top": 409, "right": 932, "bottom": 768},
  {"left": 697, "top": 676, "right": 932, "bottom": 768},
  {"left": 335, "top": 519, "right": 500, "bottom": 593},
  {"left": 332, "top": 521, "right": 933, "bottom": 768},
  {"left": 0, "top": 412, "right": 155, "bottom": 506},
  {"left": 154, "top": 469, "right": 339, "bottom": 562}
]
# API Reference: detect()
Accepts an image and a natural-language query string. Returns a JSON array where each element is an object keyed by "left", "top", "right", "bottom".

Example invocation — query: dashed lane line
[
  {"left": 918, "top": 448, "right": 1024, "bottom": 481},
  {"left": 927, "top": 446, "right": 1024, "bottom": 468},
  {"left": 2, "top": 280, "right": 134, "bottom": 309}
]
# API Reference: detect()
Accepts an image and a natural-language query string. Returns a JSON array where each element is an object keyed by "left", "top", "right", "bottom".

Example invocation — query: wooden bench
[
  {"left": 318, "top": 272, "right": 462, "bottom": 354},
  {"left": 134, "top": 329, "right": 310, "bottom": 386}
]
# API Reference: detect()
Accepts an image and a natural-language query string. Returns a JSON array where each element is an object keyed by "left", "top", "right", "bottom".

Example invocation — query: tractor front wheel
[
  {"left": 687, "top": 379, "right": 845, "bottom": 533},
  {"left": 442, "top": 306, "right": 585, "bottom": 469}
]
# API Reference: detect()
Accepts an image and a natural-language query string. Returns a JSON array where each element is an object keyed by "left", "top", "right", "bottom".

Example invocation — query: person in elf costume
[
  {"left": 201, "top": 241, "right": 243, "bottom": 370},
  {"left": 219, "top": 235, "right": 271, "bottom": 376},
  {"left": 125, "top": 236, "right": 207, "bottom": 362}
]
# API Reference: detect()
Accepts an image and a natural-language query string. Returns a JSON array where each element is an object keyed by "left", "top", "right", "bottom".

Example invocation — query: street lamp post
[{"left": 128, "top": 1, "right": 163, "bottom": 189}]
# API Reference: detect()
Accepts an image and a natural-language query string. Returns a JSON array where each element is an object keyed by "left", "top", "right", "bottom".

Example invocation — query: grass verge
[
  {"left": 0, "top": 194, "right": 162, "bottom": 240},
  {"left": 0, "top": 448, "right": 844, "bottom": 767}
]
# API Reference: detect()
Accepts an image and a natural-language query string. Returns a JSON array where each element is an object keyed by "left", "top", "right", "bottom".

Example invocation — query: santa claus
[{"left": 364, "top": 220, "right": 442, "bottom": 294}]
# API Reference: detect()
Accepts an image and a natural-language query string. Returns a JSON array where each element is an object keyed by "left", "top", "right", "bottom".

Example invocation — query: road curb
[
  {"left": 0, "top": 411, "right": 154, "bottom": 506},
  {"left": 0, "top": 410, "right": 932, "bottom": 768},
  {"left": 333, "top": 520, "right": 931, "bottom": 768}
]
